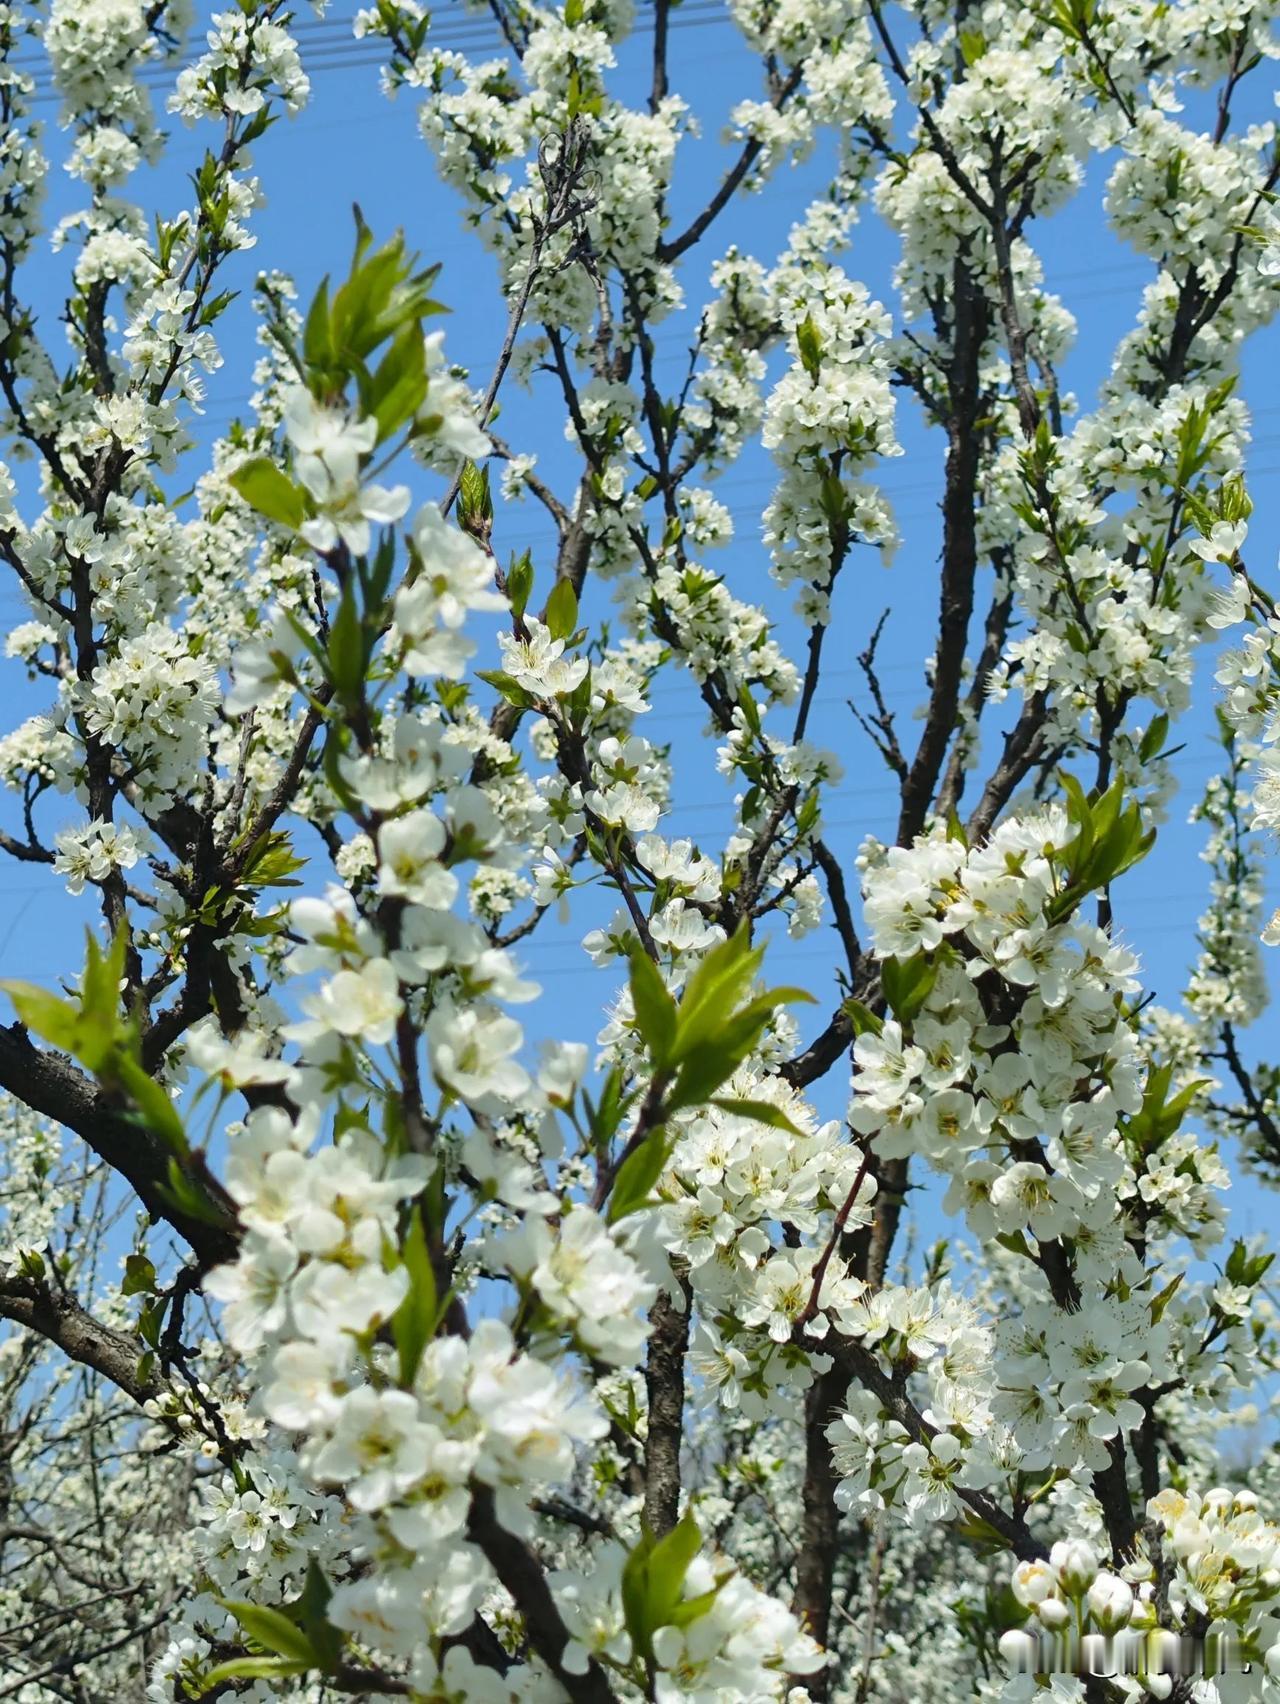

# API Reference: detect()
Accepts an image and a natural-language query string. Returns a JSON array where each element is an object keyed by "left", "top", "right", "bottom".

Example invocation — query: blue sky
[{"left": 5, "top": 8, "right": 1280, "bottom": 1257}]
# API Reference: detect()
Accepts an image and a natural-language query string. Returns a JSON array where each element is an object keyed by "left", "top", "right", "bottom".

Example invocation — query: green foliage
[
  {"left": 581, "top": 1064, "right": 635, "bottom": 1153},
  {"left": 1139, "top": 713, "right": 1170, "bottom": 763},
  {"left": 476, "top": 668, "right": 539, "bottom": 710},
  {"left": 195, "top": 1656, "right": 310, "bottom": 1693},
  {"left": 288, "top": 1560, "right": 343, "bottom": 1671},
  {"left": 457, "top": 460, "right": 493, "bottom": 535},
  {"left": 4, "top": 934, "right": 191, "bottom": 1154},
  {"left": 608, "top": 1125, "right": 675, "bottom": 1223},
  {"left": 545, "top": 575, "right": 580, "bottom": 641},
  {"left": 842, "top": 998, "right": 884, "bottom": 1038},
  {"left": 122, "top": 1253, "right": 157, "bottom": 1296},
  {"left": 622, "top": 1515, "right": 724, "bottom": 1668},
  {"left": 391, "top": 1208, "right": 439, "bottom": 1386},
  {"left": 879, "top": 953, "right": 939, "bottom": 1024},
  {"left": 1225, "top": 1238, "right": 1276, "bottom": 1289},
  {"left": 228, "top": 457, "right": 307, "bottom": 530},
  {"left": 1120, "top": 1061, "right": 1210, "bottom": 1160},
  {"left": 609, "top": 930, "right": 813, "bottom": 1219},
  {"left": 199, "top": 1565, "right": 344, "bottom": 1691},
  {"left": 626, "top": 925, "right": 813, "bottom": 1112},
  {"left": 366, "top": 321, "right": 428, "bottom": 447},
  {"left": 218, "top": 1601, "right": 320, "bottom": 1665},
  {"left": 1047, "top": 776, "right": 1155, "bottom": 923},
  {"left": 507, "top": 550, "right": 534, "bottom": 620},
  {"left": 795, "top": 313, "right": 823, "bottom": 380},
  {"left": 306, "top": 210, "right": 444, "bottom": 397},
  {"left": 707, "top": 1096, "right": 805, "bottom": 1136},
  {"left": 3, "top": 931, "right": 131, "bottom": 1078},
  {"left": 628, "top": 948, "right": 678, "bottom": 1065},
  {"left": 1172, "top": 379, "right": 1238, "bottom": 495}
]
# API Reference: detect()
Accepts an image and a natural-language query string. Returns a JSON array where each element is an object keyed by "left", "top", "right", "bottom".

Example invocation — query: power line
[
  {"left": 483, "top": 891, "right": 1274, "bottom": 978},
  {"left": 21, "top": 1, "right": 728, "bottom": 102}
]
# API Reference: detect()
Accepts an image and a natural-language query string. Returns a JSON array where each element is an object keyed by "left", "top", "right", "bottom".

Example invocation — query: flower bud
[
  {"left": 1050, "top": 1538, "right": 1099, "bottom": 1596},
  {"left": 1086, "top": 1571, "right": 1134, "bottom": 1633},
  {"left": 1036, "top": 1597, "right": 1070, "bottom": 1632},
  {"left": 1012, "top": 1560, "right": 1056, "bottom": 1607}
]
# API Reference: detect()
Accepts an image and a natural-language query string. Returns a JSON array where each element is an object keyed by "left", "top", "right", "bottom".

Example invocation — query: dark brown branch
[
  {"left": 642, "top": 1278, "right": 690, "bottom": 1537},
  {"left": 895, "top": 255, "right": 989, "bottom": 845},
  {"left": 0, "top": 1024, "right": 237, "bottom": 1266},
  {"left": 658, "top": 65, "right": 804, "bottom": 261},
  {"left": 468, "top": 1486, "right": 618, "bottom": 1702},
  {"left": 0, "top": 1277, "right": 159, "bottom": 1406}
]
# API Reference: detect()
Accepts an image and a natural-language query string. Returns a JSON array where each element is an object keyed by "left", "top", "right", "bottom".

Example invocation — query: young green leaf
[
  {"left": 607, "top": 1128, "right": 672, "bottom": 1222},
  {"left": 707, "top": 1097, "right": 805, "bottom": 1136},
  {"left": 197, "top": 1657, "right": 310, "bottom": 1694},
  {"left": 219, "top": 1601, "right": 319, "bottom": 1666},
  {"left": 391, "top": 1208, "right": 438, "bottom": 1387},
  {"left": 628, "top": 948, "right": 676, "bottom": 1069},
  {"left": 545, "top": 576, "right": 579, "bottom": 642},
  {"left": 229, "top": 458, "right": 308, "bottom": 531}
]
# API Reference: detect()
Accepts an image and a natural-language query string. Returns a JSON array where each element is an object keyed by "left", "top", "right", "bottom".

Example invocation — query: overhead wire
[{"left": 20, "top": 0, "right": 728, "bottom": 102}]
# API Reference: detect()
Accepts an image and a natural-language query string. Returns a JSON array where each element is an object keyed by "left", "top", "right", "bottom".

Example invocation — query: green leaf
[
  {"left": 621, "top": 1515, "right": 707, "bottom": 1665},
  {"left": 708, "top": 1097, "right": 805, "bottom": 1137},
  {"left": 138, "top": 1295, "right": 165, "bottom": 1349},
  {"left": 122, "top": 1253, "right": 157, "bottom": 1296},
  {"left": 667, "top": 1582, "right": 726, "bottom": 1628},
  {"left": 546, "top": 576, "right": 579, "bottom": 642},
  {"left": 115, "top": 1052, "right": 189, "bottom": 1156},
  {"left": 392, "top": 1208, "right": 438, "bottom": 1387},
  {"left": 670, "top": 924, "right": 764, "bottom": 1063},
  {"left": 646, "top": 1514, "right": 702, "bottom": 1627},
  {"left": 879, "top": 954, "right": 938, "bottom": 1024},
  {"left": 4, "top": 929, "right": 128, "bottom": 1075},
  {"left": 842, "top": 998, "right": 883, "bottom": 1039},
  {"left": 1139, "top": 713, "right": 1169, "bottom": 764},
  {"left": 621, "top": 1527, "right": 658, "bottom": 1662},
  {"left": 1150, "top": 1272, "right": 1183, "bottom": 1322},
  {"left": 507, "top": 551, "right": 534, "bottom": 621},
  {"left": 197, "top": 1657, "right": 310, "bottom": 1694},
  {"left": 457, "top": 460, "right": 492, "bottom": 531},
  {"left": 220, "top": 1601, "right": 319, "bottom": 1666},
  {"left": 476, "top": 668, "right": 538, "bottom": 710},
  {"left": 584, "top": 1065, "right": 633, "bottom": 1152},
  {"left": 229, "top": 458, "right": 307, "bottom": 531},
  {"left": 994, "top": 1230, "right": 1034, "bottom": 1260},
  {"left": 78, "top": 932, "right": 128, "bottom": 1072},
  {"left": 1, "top": 982, "right": 81, "bottom": 1054},
  {"left": 289, "top": 1558, "right": 342, "bottom": 1671},
  {"left": 628, "top": 948, "right": 677, "bottom": 1069},
  {"left": 954, "top": 1513, "right": 1010, "bottom": 1552},
  {"left": 666, "top": 987, "right": 814, "bottom": 1114},
  {"left": 157, "top": 1156, "right": 233, "bottom": 1229},
  {"left": 795, "top": 313, "right": 823, "bottom": 380},
  {"left": 368, "top": 322, "right": 428, "bottom": 445},
  {"left": 607, "top": 1128, "right": 672, "bottom": 1222},
  {"left": 240, "top": 830, "right": 309, "bottom": 891},
  {"left": 303, "top": 278, "right": 332, "bottom": 368},
  {"left": 327, "top": 582, "right": 365, "bottom": 703}
]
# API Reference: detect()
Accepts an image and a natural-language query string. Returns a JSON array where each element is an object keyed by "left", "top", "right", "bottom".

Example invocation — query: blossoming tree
[{"left": 2, "top": 0, "right": 1280, "bottom": 1697}]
